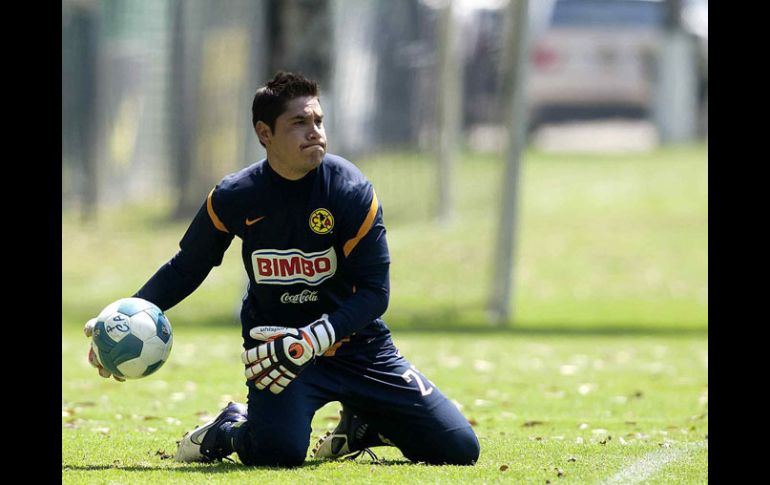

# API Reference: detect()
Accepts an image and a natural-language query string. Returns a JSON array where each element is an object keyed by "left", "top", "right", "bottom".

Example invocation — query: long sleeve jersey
[{"left": 135, "top": 154, "right": 391, "bottom": 355}]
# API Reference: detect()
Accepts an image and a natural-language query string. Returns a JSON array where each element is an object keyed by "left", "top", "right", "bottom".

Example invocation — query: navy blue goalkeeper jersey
[{"left": 135, "top": 154, "right": 391, "bottom": 356}]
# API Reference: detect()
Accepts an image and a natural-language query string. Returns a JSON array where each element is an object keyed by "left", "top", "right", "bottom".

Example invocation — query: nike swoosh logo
[
  {"left": 245, "top": 216, "right": 266, "bottom": 226},
  {"left": 190, "top": 427, "right": 208, "bottom": 445}
]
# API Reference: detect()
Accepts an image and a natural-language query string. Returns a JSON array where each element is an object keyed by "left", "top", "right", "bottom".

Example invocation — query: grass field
[{"left": 62, "top": 144, "right": 707, "bottom": 483}]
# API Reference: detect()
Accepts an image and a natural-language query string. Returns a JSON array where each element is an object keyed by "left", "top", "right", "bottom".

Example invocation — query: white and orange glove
[
  {"left": 241, "top": 315, "right": 336, "bottom": 394},
  {"left": 83, "top": 318, "right": 125, "bottom": 382}
]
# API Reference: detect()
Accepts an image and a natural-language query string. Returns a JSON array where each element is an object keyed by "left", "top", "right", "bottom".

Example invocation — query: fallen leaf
[
  {"left": 468, "top": 418, "right": 478, "bottom": 426},
  {"left": 567, "top": 457, "right": 577, "bottom": 462},
  {"left": 63, "top": 420, "right": 84, "bottom": 429},
  {"left": 523, "top": 420, "right": 544, "bottom": 427},
  {"left": 632, "top": 390, "right": 644, "bottom": 399},
  {"left": 499, "top": 464, "right": 509, "bottom": 471},
  {"left": 155, "top": 450, "right": 172, "bottom": 460},
  {"left": 555, "top": 467, "right": 565, "bottom": 477}
]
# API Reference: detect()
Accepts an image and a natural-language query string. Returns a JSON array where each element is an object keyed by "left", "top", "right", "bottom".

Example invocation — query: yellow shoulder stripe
[
  {"left": 343, "top": 190, "right": 378, "bottom": 258},
  {"left": 207, "top": 188, "right": 229, "bottom": 233}
]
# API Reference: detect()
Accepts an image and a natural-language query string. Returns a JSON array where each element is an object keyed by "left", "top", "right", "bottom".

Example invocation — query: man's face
[{"left": 258, "top": 96, "right": 327, "bottom": 180}]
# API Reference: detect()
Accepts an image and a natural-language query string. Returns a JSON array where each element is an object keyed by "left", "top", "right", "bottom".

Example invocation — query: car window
[{"left": 551, "top": 0, "right": 665, "bottom": 28}]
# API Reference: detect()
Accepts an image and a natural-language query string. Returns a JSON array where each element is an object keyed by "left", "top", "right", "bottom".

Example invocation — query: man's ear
[{"left": 255, "top": 121, "right": 272, "bottom": 146}]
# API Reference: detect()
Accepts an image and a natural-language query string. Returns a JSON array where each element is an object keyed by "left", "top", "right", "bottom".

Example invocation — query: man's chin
[{"left": 308, "top": 152, "right": 325, "bottom": 166}]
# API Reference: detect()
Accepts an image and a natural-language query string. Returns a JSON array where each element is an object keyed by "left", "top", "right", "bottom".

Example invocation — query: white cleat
[{"left": 175, "top": 402, "right": 247, "bottom": 463}]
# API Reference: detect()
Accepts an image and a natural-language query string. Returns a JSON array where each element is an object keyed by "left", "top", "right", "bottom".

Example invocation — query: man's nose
[{"left": 308, "top": 124, "right": 323, "bottom": 139}]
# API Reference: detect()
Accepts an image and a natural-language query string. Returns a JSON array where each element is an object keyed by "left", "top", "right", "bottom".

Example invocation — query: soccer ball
[{"left": 90, "top": 297, "right": 173, "bottom": 379}]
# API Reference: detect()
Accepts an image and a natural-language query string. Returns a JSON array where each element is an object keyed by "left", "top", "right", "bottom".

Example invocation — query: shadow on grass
[
  {"left": 61, "top": 462, "right": 322, "bottom": 473},
  {"left": 61, "top": 458, "right": 415, "bottom": 473},
  {"left": 390, "top": 323, "right": 707, "bottom": 337},
  {"left": 63, "top": 305, "right": 707, "bottom": 338},
  {"left": 155, "top": 313, "right": 707, "bottom": 337}
]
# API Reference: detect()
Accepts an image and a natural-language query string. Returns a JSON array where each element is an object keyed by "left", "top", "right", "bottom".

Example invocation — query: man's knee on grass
[{"left": 403, "top": 427, "right": 480, "bottom": 466}]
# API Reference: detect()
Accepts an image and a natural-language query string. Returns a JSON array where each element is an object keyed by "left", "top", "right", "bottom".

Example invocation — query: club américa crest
[{"left": 309, "top": 208, "right": 334, "bottom": 234}]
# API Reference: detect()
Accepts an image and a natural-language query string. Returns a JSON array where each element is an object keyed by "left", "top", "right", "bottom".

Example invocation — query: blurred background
[{"left": 62, "top": 0, "right": 708, "bottom": 333}]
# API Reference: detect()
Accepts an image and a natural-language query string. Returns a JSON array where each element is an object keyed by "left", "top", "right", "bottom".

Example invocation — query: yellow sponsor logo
[{"left": 309, "top": 208, "right": 334, "bottom": 234}]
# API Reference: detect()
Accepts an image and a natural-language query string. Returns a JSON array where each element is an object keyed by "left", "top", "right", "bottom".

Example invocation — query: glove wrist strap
[{"left": 305, "top": 314, "right": 336, "bottom": 355}]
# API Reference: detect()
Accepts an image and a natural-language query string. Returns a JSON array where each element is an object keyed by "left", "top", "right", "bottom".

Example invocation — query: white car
[{"left": 527, "top": 0, "right": 707, "bottom": 130}]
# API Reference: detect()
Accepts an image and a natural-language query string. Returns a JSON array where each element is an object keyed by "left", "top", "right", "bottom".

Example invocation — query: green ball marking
[
  {"left": 96, "top": 333, "right": 144, "bottom": 378},
  {"left": 142, "top": 359, "right": 166, "bottom": 377}
]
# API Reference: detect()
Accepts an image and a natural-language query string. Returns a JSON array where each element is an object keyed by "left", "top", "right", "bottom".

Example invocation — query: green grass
[
  {"left": 62, "top": 326, "right": 707, "bottom": 484},
  {"left": 63, "top": 144, "right": 707, "bottom": 483},
  {"left": 63, "top": 144, "right": 708, "bottom": 330}
]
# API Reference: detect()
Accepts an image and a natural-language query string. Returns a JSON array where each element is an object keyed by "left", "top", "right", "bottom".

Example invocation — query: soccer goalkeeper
[{"left": 84, "top": 71, "right": 480, "bottom": 467}]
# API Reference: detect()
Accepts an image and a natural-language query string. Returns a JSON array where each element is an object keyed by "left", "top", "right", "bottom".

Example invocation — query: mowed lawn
[
  {"left": 62, "top": 326, "right": 707, "bottom": 484},
  {"left": 63, "top": 144, "right": 707, "bottom": 483}
]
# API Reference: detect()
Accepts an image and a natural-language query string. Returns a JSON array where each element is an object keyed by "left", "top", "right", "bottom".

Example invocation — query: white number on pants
[{"left": 401, "top": 366, "right": 434, "bottom": 396}]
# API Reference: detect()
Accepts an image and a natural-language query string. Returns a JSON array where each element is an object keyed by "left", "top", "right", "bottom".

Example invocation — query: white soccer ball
[{"left": 90, "top": 297, "right": 173, "bottom": 379}]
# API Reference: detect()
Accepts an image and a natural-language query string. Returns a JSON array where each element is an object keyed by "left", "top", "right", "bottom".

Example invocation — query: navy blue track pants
[{"left": 228, "top": 337, "right": 480, "bottom": 467}]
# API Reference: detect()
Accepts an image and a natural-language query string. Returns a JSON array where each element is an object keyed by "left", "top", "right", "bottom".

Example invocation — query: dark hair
[{"left": 251, "top": 71, "right": 320, "bottom": 146}]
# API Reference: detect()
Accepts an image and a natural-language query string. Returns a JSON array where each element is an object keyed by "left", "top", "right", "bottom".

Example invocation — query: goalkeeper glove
[
  {"left": 241, "top": 314, "right": 336, "bottom": 394},
  {"left": 84, "top": 318, "right": 126, "bottom": 382}
]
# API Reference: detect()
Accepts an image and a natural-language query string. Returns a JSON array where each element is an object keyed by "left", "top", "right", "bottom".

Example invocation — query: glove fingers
[
  {"left": 242, "top": 340, "right": 276, "bottom": 365},
  {"left": 245, "top": 362, "right": 271, "bottom": 381},
  {"left": 97, "top": 367, "right": 112, "bottom": 379},
  {"left": 84, "top": 318, "right": 98, "bottom": 337},
  {"left": 260, "top": 367, "right": 294, "bottom": 394},
  {"left": 88, "top": 347, "right": 100, "bottom": 368},
  {"left": 112, "top": 375, "right": 126, "bottom": 382}
]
